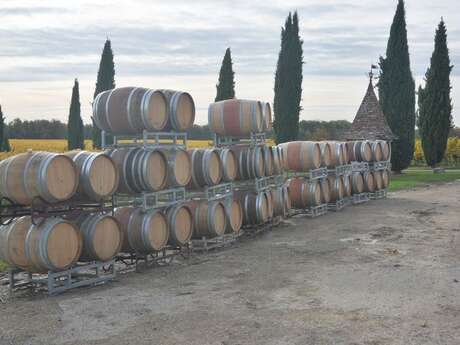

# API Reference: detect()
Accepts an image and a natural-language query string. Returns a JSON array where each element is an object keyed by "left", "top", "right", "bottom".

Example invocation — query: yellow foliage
[{"left": 412, "top": 138, "right": 460, "bottom": 167}]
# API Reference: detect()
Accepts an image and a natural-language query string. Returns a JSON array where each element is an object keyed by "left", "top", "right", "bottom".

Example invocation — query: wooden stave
[
  {"left": 166, "top": 203, "right": 193, "bottom": 247},
  {"left": 319, "top": 142, "right": 333, "bottom": 168},
  {"left": 370, "top": 141, "right": 383, "bottom": 162},
  {"left": 320, "top": 179, "right": 331, "bottom": 204},
  {"left": 262, "top": 102, "right": 272, "bottom": 132},
  {"left": 160, "top": 147, "right": 192, "bottom": 188},
  {"left": 219, "top": 148, "right": 238, "bottom": 182},
  {"left": 372, "top": 171, "right": 384, "bottom": 190},
  {"left": 342, "top": 175, "right": 352, "bottom": 197},
  {"left": 225, "top": 198, "right": 243, "bottom": 234},
  {"left": 239, "top": 191, "right": 269, "bottom": 226},
  {"left": 362, "top": 171, "right": 375, "bottom": 192},
  {"left": 188, "top": 148, "right": 223, "bottom": 188},
  {"left": 263, "top": 145, "right": 274, "bottom": 177},
  {"left": 378, "top": 140, "right": 390, "bottom": 161},
  {"left": 381, "top": 170, "right": 390, "bottom": 188},
  {"left": 270, "top": 187, "right": 285, "bottom": 217},
  {"left": 159, "top": 89, "right": 195, "bottom": 131},
  {"left": 0, "top": 216, "right": 32, "bottom": 270},
  {"left": 190, "top": 200, "right": 227, "bottom": 238},
  {"left": 351, "top": 172, "right": 365, "bottom": 194},
  {"left": 285, "top": 141, "right": 321, "bottom": 172},
  {"left": 327, "top": 176, "right": 344, "bottom": 202}
]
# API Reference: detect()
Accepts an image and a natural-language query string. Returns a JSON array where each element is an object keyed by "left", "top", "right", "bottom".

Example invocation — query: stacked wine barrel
[
  {"left": 93, "top": 86, "right": 198, "bottom": 253},
  {"left": 208, "top": 98, "right": 290, "bottom": 228}
]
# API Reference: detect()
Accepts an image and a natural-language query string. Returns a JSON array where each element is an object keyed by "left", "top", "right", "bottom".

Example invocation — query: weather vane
[{"left": 369, "top": 64, "right": 378, "bottom": 81}]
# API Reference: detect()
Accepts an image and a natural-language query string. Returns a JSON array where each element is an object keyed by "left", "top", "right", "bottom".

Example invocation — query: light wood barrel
[
  {"left": 188, "top": 148, "right": 222, "bottom": 188},
  {"left": 320, "top": 179, "right": 331, "bottom": 203},
  {"left": 342, "top": 175, "right": 352, "bottom": 197},
  {"left": 239, "top": 191, "right": 269, "bottom": 225},
  {"left": 160, "top": 147, "right": 192, "bottom": 187},
  {"left": 346, "top": 142, "right": 357, "bottom": 162},
  {"left": 107, "top": 147, "right": 167, "bottom": 193},
  {"left": 372, "top": 171, "right": 384, "bottom": 190},
  {"left": 93, "top": 87, "right": 168, "bottom": 134},
  {"left": 363, "top": 171, "right": 375, "bottom": 192},
  {"left": 208, "top": 99, "right": 264, "bottom": 137},
  {"left": 340, "top": 142, "right": 349, "bottom": 164},
  {"left": 233, "top": 145, "right": 265, "bottom": 179},
  {"left": 219, "top": 148, "right": 238, "bottom": 182},
  {"left": 288, "top": 177, "right": 322, "bottom": 208},
  {"left": 263, "top": 146, "right": 274, "bottom": 177},
  {"left": 381, "top": 170, "right": 390, "bottom": 188},
  {"left": 264, "top": 190, "right": 274, "bottom": 220},
  {"left": 0, "top": 217, "right": 33, "bottom": 270},
  {"left": 159, "top": 89, "right": 195, "bottom": 131},
  {"left": 281, "top": 141, "right": 322, "bottom": 171},
  {"left": 353, "top": 141, "right": 373, "bottom": 162},
  {"left": 351, "top": 172, "right": 364, "bottom": 194},
  {"left": 270, "top": 187, "right": 285, "bottom": 217},
  {"left": 319, "top": 142, "right": 332, "bottom": 167},
  {"left": 281, "top": 185, "right": 291, "bottom": 216},
  {"left": 0, "top": 151, "right": 78, "bottom": 205},
  {"left": 378, "top": 140, "right": 390, "bottom": 161},
  {"left": 262, "top": 102, "right": 272, "bottom": 132},
  {"left": 190, "top": 200, "right": 226, "bottom": 238},
  {"left": 370, "top": 141, "right": 383, "bottom": 162},
  {"left": 166, "top": 204, "right": 193, "bottom": 247},
  {"left": 65, "top": 150, "right": 118, "bottom": 201},
  {"left": 225, "top": 198, "right": 243, "bottom": 234},
  {"left": 74, "top": 213, "right": 122, "bottom": 261},
  {"left": 271, "top": 146, "right": 282, "bottom": 175},
  {"left": 322, "top": 142, "right": 343, "bottom": 167},
  {"left": 25, "top": 217, "right": 82, "bottom": 273},
  {"left": 114, "top": 207, "right": 169, "bottom": 253},
  {"left": 327, "top": 176, "right": 344, "bottom": 202}
]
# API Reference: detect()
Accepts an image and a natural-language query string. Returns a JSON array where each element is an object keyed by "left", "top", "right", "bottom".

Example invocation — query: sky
[{"left": 0, "top": 0, "right": 459, "bottom": 126}]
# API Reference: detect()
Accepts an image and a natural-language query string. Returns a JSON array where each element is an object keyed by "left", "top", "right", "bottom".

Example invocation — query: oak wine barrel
[
  {"left": 208, "top": 99, "right": 264, "bottom": 137},
  {"left": 346, "top": 142, "right": 357, "bottom": 162},
  {"left": 160, "top": 147, "right": 192, "bottom": 187},
  {"left": 320, "top": 179, "right": 331, "bottom": 204},
  {"left": 263, "top": 145, "right": 274, "bottom": 177},
  {"left": 327, "top": 175, "right": 344, "bottom": 202},
  {"left": 264, "top": 190, "right": 274, "bottom": 220},
  {"left": 233, "top": 145, "right": 265, "bottom": 179},
  {"left": 282, "top": 185, "right": 291, "bottom": 216},
  {"left": 114, "top": 207, "right": 169, "bottom": 254},
  {"left": 107, "top": 147, "right": 168, "bottom": 193},
  {"left": 189, "top": 200, "right": 227, "bottom": 238},
  {"left": 271, "top": 146, "right": 283, "bottom": 175},
  {"left": 188, "top": 148, "right": 222, "bottom": 188},
  {"left": 378, "top": 140, "right": 390, "bottom": 161},
  {"left": 342, "top": 175, "right": 352, "bottom": 197},
  {"left": 239, "top": 191, "right": 269, "bottom": 225},
  {"left": 270, "top": 187, "right": 285, "bottom": 217},
  {"left": 351, "top": 172, "right": 365, "bottom": 194},
  {"left": 219, "top": 148, "right": 238, "bottom": 182},
  {"left": 381, "top": 170, "right": 390, "bottom": 188},
  {"left": 288, "top": 177, "right": 322, "bottom": 209},
  {"left": 65, "top": 150, "right": 118, "bottom": 201},
  {"left": 72, "top": 213, "right": 122, "bottom": 261},
  {"left": 322, "top": 141, "right": 343, "bottom": 167},
  {"left": 319, "top": 142, "right": 332, "bottom": 168},
  {"left": 340, "top": 142, "right": 349, "bottom": 164},
  {"left": 93, "top": 87, "right": 168, "bottom": 135},
  {"left": 262, "top": 102, "right": 272, "bottom": 132},
  {"left": 0, "top": 151, "right": 78, "bottom": 205},
  {"left": 372, "top": 171, "right": 384, "bottom": 190},
  {"left": 353, "top": 141, "right": 373, "bottom": 162},
  {"left": 370, "top": 141, "right": 383, "bottom": 162},
  {"left": 166, "top": 203, "right": 193, "bottom": 247},
  {"left": 159, "top": 89, "right": 195, "bottom": 131},
  {"left": 0, "top": 217, "right": 33, "bottom": 270},
  {"left": 363, "top": 171, "right": 375, "bottom": 192},
  {"left": 280, "top": 141, "right": 322, "bottom": 172},
  {"left": 225, "top": 198, "right": 243, "bottom": 234}
]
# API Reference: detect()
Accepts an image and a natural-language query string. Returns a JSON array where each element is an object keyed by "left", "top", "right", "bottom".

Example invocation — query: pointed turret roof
[{"left": 345, "top": 74, "right": 396, "bottom": 141}]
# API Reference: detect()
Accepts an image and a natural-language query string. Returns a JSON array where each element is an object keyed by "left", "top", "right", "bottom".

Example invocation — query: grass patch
[
  {"left": 0, "top": 260, "right": 8, "bottom": 272},
  {"left": 389, "top": 169, "right": 460, "bottom": 191}
]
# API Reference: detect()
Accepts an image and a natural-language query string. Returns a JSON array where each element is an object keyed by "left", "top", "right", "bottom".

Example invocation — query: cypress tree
[
  {"left": 418, "top": 19, "right": 453, "bottom": 168},
  {"left": 67, "top": 78, "right": 85, "bottom": 150},
  {"left": 0, "top": 105, "right": 11, "bottom": 152},
  {"left": 93, "top": 39, "right": 115, "bottom": 148},
  {"left": 273, "top": 11, "right": 303, "bottom": 144},
  {"left": 215, "top": 48, "right": 235, "bottom": 102},
  {"left": 378, "top": 0, "right": 416, "bottom": 173}
]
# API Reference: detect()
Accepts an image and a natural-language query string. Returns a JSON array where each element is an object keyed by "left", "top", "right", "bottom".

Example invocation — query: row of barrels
[
  {"left": 208, "top": 98, "right": 272, "bottom": 137},
  {"left": 93, "top": 87, "right": 196, "bottom": 135},
  {"left": 278, "top": 140, "right": 390, "bottom": 172},
  {"left": 288, "top": 170, "right": 390, "bottom": 209}
]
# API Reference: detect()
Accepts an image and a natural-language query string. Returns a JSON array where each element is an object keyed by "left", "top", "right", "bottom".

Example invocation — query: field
[{"left": 389, "top": 168, "right": 460, "bottom": 191}]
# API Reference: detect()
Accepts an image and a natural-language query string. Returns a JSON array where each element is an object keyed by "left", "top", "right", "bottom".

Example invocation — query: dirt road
[{"left": 1, "top": 181, "right": 460, "bottom": 345}]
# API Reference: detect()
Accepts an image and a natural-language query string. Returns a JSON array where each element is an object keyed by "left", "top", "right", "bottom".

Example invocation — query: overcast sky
[{"left": 0, "top": 0, "right": 458, "bottom": 126}]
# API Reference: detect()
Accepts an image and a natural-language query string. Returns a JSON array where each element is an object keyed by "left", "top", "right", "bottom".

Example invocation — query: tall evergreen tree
[
  {"left": 418, "top": 19, "right": 453, "bottom": 168},
  {"left": 67, "top": 79, "right": 85, "bottom": 150},
  {"left": 92, "top": 39, "right": 115, "bottom": 148},
  {"left": 215, "top": 48, "right": 235, "bottom": 102},
  {"left": 273, "top": 11, "right": 303, "bottom": 144},
  {"left": 0, "top": 105, "right": 11, "bottom": 152},
  {"left": 378, "top": 0, "right": 415, "bottom": 173}
]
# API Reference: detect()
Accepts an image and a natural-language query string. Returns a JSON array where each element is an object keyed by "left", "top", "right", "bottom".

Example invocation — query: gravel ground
[{"left": 1, "top": 181, "right": 460, "bottom": 345}]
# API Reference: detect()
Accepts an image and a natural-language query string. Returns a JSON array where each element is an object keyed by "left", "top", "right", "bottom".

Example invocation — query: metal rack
[
  {"left": 369, "top": 161, "right": 391, "bottom": 171},
  {"left": 102, "top": 130, "right": 187, "bottom": 149},
  {"left": 369, "top": 189, "right": 387, "bottom": 200},
  {"left": 234, "top": 174, "right": 284, "bottom": 193},
  {"left": 351, "top": 161, "right": 369, "bottom": 172},
  {"left": 213, "top": 132, "right": 267, "bottom": 147},
  {"left": 291, "top": 204, "right": 328, "bottom": 218},
  {"left": 7, "top": 260, "right": 116, "bottom": 296},
  {"left": 188, "top": 182, "right": 233, "bottom": 201},
  {"left": 291, "top": 167, "right": 328, "bottom": 181},
  {"left": 327, "top": 199, "right": 346, "bottom": 212},
  {"left": 191, "top": 233, "right": 239, "bottom": 252},
  {"left": 113, "top": 187, "right": 187, "bottom": 211},
  {"left": 352, "top": 193, "right": 370, "bottom": 204},
  {"left": 328, "top": 164, "right": 352, "bottom": 176}
]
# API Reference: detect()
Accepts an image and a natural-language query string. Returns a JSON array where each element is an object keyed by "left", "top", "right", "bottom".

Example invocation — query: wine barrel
[
  {"left": 188, "top": 148, "right": 222, "bottom": 188},
  {"left": 208, "top": 99, "right": 264, "bottom": 137},
  {"left": 281, "top": 185, "right": 291, "bottom": 216},
  {"left": 189, "top": 200, "right": 226, "bottom": 238},
  {"left": 271, "top": 146, "right": 282, "bottom": 175},
  {"left": 363, "top": 171, "right": 375, "bottom": 192},
  {"left": 0, "top": 217, "right": 33, "bottom": 270},
  {"left": 346, "top": 142, "right": 357, "bottom": 162},
  {"left": 281, "top": 141, "right": 322, "bottom": 171},
  {"left": 219, "top": 148, "right": 238, "bottom": 182},
  {"left": 239, "top": 191, "right": 269, "bottom": 225},
  {"left": 351, "top": 172, "right": 364, "bottom": 194},
  {"left": 264, "top": 190, "right": 274, "bottom": 220},
  {"left": 25, "top": 217, "right": 82, "bottom": 273},
  {"left": 370, "top": 141, "right": 383, "bottom": 162},
  {"left": 160, "top": 147, "right": 192, "bottom": 187},
  {"left": 114, "top": 207, "right": 169, "bottom": 253},
  {"left": 340, "top": 142, "right": 350, "bottom": 164},
  {"left": 0, "top": 151, "right": 78, "bottom": 205},
  {"left": 65, "top": 150, "right": 118, "bottom": 201},
  {"left": 288, "top": 178, "right": 322, "bottom": 209},
  {"left": 225, "top": 198, "right": 243, "bottom": 234},
  {"left": 166, "top": 203, "right": 193, "bottom": 247},
  {"left": 353, "top": 141, "right": 373, "bottom": 162},
  {"left": 262, "top": 102, "right": 272, "bottom": 132},
  {"left": 322, "top": 142, "right": 343, "bottom": 167},
  {"left": 263, "top": 146, "right": 274, "bottom": 177},
  {"left": 378, "top": 140, "right": 390, "bottom": 161},
  {"left": 327, "top": 175, "right": 344, "bottom": 202},
  {"left": 159, "top": 89, "right": 195, "bottom": 131},
  {"left": 107, "top": 147, "right": 167, "bottom": 193},
  {"left": 233, "top": 145, "right": 265, "bottom": 179},
  {"left": 342, "top": 175, "right": 352, "bottom": 197},
  {"left": 320, "top": 179, "right": 331, "bottom": 204},
  {"left": 270, "top": 187, "right": 284, "bottom": 217},
  {"left": 93, "top": 87, "right": 168, "bottom": 135},
  {"left": 381, "top": 170, "right": 390, "bottom": 188},
  {"left": 372, "top": 171, "right": 384, "bottom": 190},
  {"left": 73, "top": 213, "right": 122, "bottom": 261},
  {"left": 319, "top": 142, "right": 332, "bottom": 168}
]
